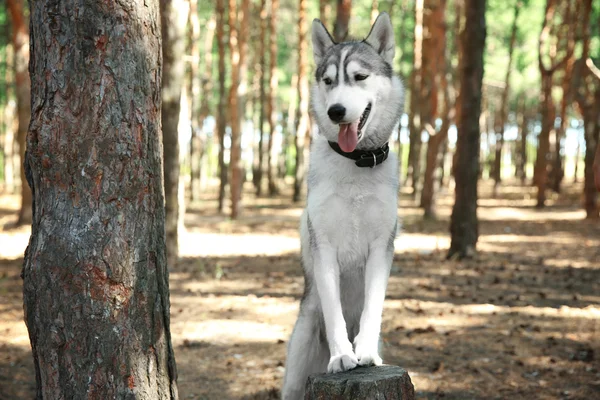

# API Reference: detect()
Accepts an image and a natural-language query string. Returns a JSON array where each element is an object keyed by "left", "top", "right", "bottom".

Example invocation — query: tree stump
[{"left": 304, "top": 365, "right": 415, "bottom": 400}]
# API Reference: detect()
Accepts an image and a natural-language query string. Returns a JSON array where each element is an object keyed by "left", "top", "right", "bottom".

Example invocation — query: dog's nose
[{"left": 327, "top": 104, "right": 346, "bottom": 123}]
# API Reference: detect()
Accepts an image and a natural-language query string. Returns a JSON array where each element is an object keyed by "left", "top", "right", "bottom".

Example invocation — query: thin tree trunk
[
  {"left": 319, "top": 0, "right": 332, "bottom": 28},
  {"left": 256, "top": 0, "right": 268, "bottom": 196},
  {"left": 267, "top": 0, "right": 280, "bottom": 196},
  {"left": 407, "top": 0, "right": 424, "bottom": 195},
  {"left": 2, "top": 43, "right": 16, "bottom": 194},
  {"left": 294, "top": 0, "right": 310, "bottom": 203},
  {"left": 419, "top": 0, "right": 448, "bottom": 218},
  {"left": 448, "top": 0, "right": 486, "bottom": 259},
  {"left": 161, "top": 0, "right": 189, "bottom": 268},
  {"left": 535, "top": 0, "right": 572, "bottom": 208},
  {"left": 515, "top": 100, "right": 529, "bottom": 184},
  {"left": 216, "top": 0, "right": 228, "bottom": 212},
  {"left": 23, "top": 0, "right": 178, "bottom": 397},
  {"left": 188, "top": 0, "right": 201, "bottom": 201},
  {"left": 492, "top": 0, "right": 520, "bottom": 189},
  {"left": 333, "top": 0, "right": 351, "bottom": 42},
  {"left": 7, "top": 0, "right": 32, "bottom": 226},
  {"left": 370, "top": 0, "right": 379, "bottom": 25}
]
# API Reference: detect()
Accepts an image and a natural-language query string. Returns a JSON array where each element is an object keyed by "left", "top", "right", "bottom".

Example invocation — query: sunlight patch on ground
[
  {"left": 395, "top": 234, "right": 450, "bottom": 253},
  {"left": 479, "top": 207, "right": 587, "bottom": 221},
  {"left": 180, "top": 231, "right": 299, "bottom": 257},
  {"left": 171, "top": 319, "right": 289, "bottom": 345}
]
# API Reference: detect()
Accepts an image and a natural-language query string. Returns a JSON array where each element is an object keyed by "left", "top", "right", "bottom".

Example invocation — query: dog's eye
[
  {"left": 355, "top": 74, "right": 369, "bottom": 81},
  {"left": 323, "top": 77, "right": 333, "bottom": 85}
]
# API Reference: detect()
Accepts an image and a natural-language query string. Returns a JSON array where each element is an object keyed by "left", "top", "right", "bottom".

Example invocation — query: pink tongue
[{"left": 338, "top": 121, "right": 359, "bottom": 152}]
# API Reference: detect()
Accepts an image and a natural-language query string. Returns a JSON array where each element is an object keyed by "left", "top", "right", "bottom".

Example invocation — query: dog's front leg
[
  {"left": 314, "top": 245, "right": 358, "bottom": 373},
  {"left": 353, "top": 245, "right": 392, "bottom": 366}
]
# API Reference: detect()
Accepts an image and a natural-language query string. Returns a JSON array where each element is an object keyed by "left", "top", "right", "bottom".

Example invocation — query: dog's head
[{"left": 311, "top": 13, "right": 404, "bottom": 152}]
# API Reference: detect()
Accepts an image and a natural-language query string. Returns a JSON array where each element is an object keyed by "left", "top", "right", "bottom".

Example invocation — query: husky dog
[{"left": 281, "top": 13, "right": 404, "bottom": 400}]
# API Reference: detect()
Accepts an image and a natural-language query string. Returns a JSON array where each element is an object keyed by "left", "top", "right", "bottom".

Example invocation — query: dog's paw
[
  {"left": 353, "top": 335, "right": 382, "bottom": 367},
  {"left": 327, "top": 352, "right": 358, "bottom": 373}
]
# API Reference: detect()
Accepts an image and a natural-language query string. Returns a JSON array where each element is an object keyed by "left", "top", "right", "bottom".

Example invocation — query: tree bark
[
  {"left": 216, "top": 0, "right": 228, "bottom": 212},
  {"left": 333, "top": 0, "right": 351, "bottom": 42},
  {"left": 23, "top": 0, "right": 178, "bottom": 398},
  {"left": 294, "top": 0, "right": 310, "bottom": 203},
  {"left": 407, "top": 0, "right": 424, "bottom": 195},
  {"left": 255, "top": 0, "right": 268, "bottom": 196},
  {"left": 419, "top": 0, "right": 448, "bottom": 218},
  {"left": 535, "top": 0, "right": 572, "bottom": 208},
  {"left": 7, "top": 0, "right": 32, "bottom": 226},
  {"left": 188, "top": 0, "right": 202, "bottom": 201},
  {"left": 492, "top": 0, "right": 520, "bottom": 188},
  {"left": 448, "top": 0, "right": 486, "bottom": 259},
  {"left": 267, "top": 0, "right": 280, "bottom": 196},
  {"left": 161, "top": 0, "right": 189, "bottom": 268}
]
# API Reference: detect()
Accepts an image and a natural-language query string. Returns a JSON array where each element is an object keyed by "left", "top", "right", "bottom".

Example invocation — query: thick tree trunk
[
  {"left": 294, "top": 0, "right": 310, "bottom": 203},
  {"left": 7, "top": 0, "right": 32, "bottom": 226},
  {"left": 333, "top": 0, "right": 351, "bottom": 42},
  {"left": 161, "top": 0, "right": 189, "bottom": 268},
  {"left": 255, "top": 0, "right": 268, "bottom": 196},
  {"left": 23, "top": 1, "right": 178, "bottom": 398},
  {"left": 216, "top": 0, "right": 228, "bottom": 212},
  {"left": 448, "top": 0, "right": 485, "bottom": 259},
  {"left": 267, "top": 0, "right": 280, "bottom": 196},
  {"left": 492, "top": 1, "right": 520, "bottom": 188}
]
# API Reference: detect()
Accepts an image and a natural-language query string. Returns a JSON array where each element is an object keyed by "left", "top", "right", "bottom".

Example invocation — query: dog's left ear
[{"left": 365, "top": 12, "right": 395, "bottom": 65}]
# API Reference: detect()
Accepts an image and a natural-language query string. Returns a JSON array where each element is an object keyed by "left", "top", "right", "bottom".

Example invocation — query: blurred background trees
[{"left": 1, "top": 0, "right": 599, "bottom": 247}]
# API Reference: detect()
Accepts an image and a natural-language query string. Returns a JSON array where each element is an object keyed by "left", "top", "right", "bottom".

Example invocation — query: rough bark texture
[
  {"left": 305, "top": 366, "right": 415, "bottom": 400},
  {"left": 492, "top": 1, "right": 520, "bottom": 188},
  {"left": 293, "top": 0, "right": 310, "bottom": 203},
  {"left": 7, "top": 0, "right": 32, "bottom": 226},
  {"left": 333, "top": 0, "right": 351, "bottom": 42},
  {"left": 216, "top": 0, "right": 228, "bottom": 212},
  {"left": 448, "top": 0, "right": 486, "bottom": 259},
  {"left": 161, "top": 0, "right": 188, "bottom": 269},
  {"left": 23, "top": 0, "right": 178, "bottom": 398},
  {"left": 267, "top": 0, "right": 280, "bottom": 196}
]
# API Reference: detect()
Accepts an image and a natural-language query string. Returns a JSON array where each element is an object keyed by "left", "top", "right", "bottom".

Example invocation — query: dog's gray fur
[{"left": 281, "top": 13, "right": 404, "bottom": 400}]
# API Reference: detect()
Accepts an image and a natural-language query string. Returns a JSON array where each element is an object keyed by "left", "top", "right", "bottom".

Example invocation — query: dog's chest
[{"left": 308, "top": 176, "right": 395, "bottom": 268}]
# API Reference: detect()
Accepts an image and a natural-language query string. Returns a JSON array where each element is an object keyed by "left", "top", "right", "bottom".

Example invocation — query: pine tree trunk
[
  {"left": 333, "top": 0, "right": 351, "bottom": 42},
  {"left": 492, "top": 1, "right": 520, "bottom": 189},
  {"left": 407, "top": 0, "right": 424, "bottom": 196},
  {"left": 267, "top": 0, "right": 280, "bottom": 196},
  {"left": 188, "top": 0, "right": 201, "bottom": 201},
  {"left": 448, "top": 0, "right": 485, "bottom": 259},
  {"left": 23, "top": 0, "right": 178, "bottom": 397},
  {"left": 161, "top": 0, "right": 189, "bottom": 268},
  {"left": 7, "top": 0, "right": 32, "bottom": 226},
  {"left": 294, "top": 0, "right": 310, "bottom": 203},
  {"left": 419, "top": 0, "right": 447, "bottom": 217},
  {"left": 2, "top": 39, "right": 16, "bottom": 193},
  {"left": 229, "top": 0, "right": 250, "bottom": 219},
  {"left": 216, "top": 0, "right": 228, "bottom": 212},
  {"left": 255, "top": 0, "right": 268, "bottom": 196}
]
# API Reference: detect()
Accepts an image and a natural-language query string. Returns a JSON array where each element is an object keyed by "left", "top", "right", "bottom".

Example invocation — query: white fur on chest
[{"left": 305, "top": 139, "right": 398, "bottom": 270}]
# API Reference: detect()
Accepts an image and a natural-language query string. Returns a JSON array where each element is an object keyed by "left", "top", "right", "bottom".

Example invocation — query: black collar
[{"left": 328, "top": 141, "right": 390, "bottom": 168}]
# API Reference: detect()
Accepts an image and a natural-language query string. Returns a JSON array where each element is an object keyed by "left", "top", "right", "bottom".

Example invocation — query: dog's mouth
[{"left": 337, "top": 103, "right": 372, "bottom": 153}]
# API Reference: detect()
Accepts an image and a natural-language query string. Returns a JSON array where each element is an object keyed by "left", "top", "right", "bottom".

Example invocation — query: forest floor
[{"left": 1, "top": 180, "right": 599, "bottom": 400}]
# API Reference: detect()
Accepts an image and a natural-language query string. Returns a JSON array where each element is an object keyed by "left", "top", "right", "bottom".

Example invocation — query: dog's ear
[
  {"left": 365, "top": 12, "right": 395, "bottom": 65},
  {"left": 312, "top": 19, "right": 335, "bottom": 64}
]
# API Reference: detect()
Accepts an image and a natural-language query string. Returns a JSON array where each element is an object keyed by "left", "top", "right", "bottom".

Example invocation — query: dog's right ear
[{"left": 312, "top": 19, "right": 335, "bottom": 64}]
